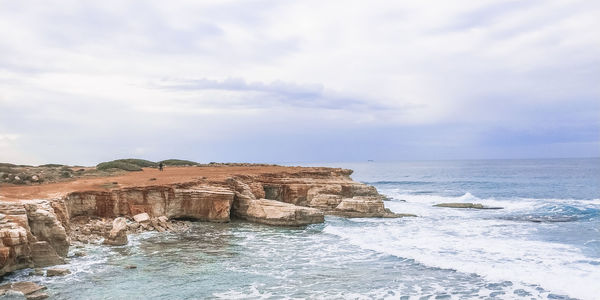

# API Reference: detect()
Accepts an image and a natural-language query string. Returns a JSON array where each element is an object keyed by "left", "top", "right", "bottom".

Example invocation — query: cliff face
[
  {"left": 65, "top": 185, "right": 234, "bottom": 222},
  {"left": 0, "top": 200, "right": 69, "bottom": 275},
  {"left": 0, "top": 166, "right": 400, "bottom": 276},
  {"left": 236, "top": 169, "right": 396, "bottom": 218}
]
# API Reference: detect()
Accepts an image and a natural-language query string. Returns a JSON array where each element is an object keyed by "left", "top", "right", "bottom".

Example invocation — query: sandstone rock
[
  {"left": 103, "top": 217, "right": 128, "bottom": 246},
  {"left": 30, "top": 241, "right": 64, "bottom": 267},
  {"left": 166, "top": 187, "right": 234, "bottom": 222},
  {"left": 0, "top": 201, "right": 70, "bottom": 276},
  {"left": 23, "top": 201, "right": 69, "bottom": 257},
  {"left": 242, "top": 199, "right": 324, "bottom": 226},
  {"left": 31, "top": 176, "right": 39, "bottom": 182},
  {"left": 46, "top": 268, "right": 70, "bottom": 276},
  {"left": 133, "top": 213, "right": 150, "bottom": 223},
  {"left": 433, "top": 203, "right": 503, "bottom": 209}
]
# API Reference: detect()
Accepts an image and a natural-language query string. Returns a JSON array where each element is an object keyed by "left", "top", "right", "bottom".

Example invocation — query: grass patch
[{"left": 159, "top": 159, "right": 199, "bottom": 166}]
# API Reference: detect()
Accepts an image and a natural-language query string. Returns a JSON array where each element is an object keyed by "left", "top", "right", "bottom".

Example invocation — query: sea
[{"left": 3, "top": 158, "right": 599, "bottom": 299}]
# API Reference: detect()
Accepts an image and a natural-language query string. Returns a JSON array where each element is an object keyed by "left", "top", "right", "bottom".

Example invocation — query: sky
[{"left": 0, "top": 0, "right": 599, "bottom": 165}]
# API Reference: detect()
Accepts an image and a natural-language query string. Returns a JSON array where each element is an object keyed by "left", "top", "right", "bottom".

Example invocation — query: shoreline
[{"left": 0, "top": 165, "right": 409, "bottom": 287}]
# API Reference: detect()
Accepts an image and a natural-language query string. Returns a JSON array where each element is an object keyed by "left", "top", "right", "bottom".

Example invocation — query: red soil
[{"left": 0, "top": 166, "right": 321, "bottom": 201}]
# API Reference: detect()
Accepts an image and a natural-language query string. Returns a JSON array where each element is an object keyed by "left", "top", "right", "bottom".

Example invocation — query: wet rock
[
  {"left": 73, "top": 251, "right": 86, "bottom": 257},
  {"left": 124, "top": 265, "right": 137, "bottom": 269},
  {"left": 46, "top": 268, "right": 70, "bottom": 277},
  {"left": 433, "top": 203, "right": 503, "bottom": 209},
  {"left": 103, "top": 217, "right": 128, "bottom": 246},
  {"left": 28, "top": 268, "right": 44, "bottom": 276},
  {"left": 25, "top": 292, "right": 49, "bottom": 300},
  {"left": 0, "top": 281, "right": 47, "bottom": 299}
]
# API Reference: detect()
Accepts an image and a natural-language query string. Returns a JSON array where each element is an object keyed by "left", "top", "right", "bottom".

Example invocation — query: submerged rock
[
  {"left": 46, "top": 268, "right": 70, "bottom": 277},
  {"left": 433, "top": 203, "right": 503, "bottom": 209},
  {"left": 0, "top": 282, "right": 47, "bottom": 299}
]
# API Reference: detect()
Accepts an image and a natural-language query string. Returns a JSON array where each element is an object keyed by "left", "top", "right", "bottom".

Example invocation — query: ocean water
[{"left": 3, "top": 158, "right": 600, "bottom": 299}]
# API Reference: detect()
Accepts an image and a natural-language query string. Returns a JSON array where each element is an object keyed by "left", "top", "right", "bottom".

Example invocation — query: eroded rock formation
[
  {"left": 0, "top": 166, "right": 407, "bottom": 276},
  {"left": 0, "top": 200, "right": 68, "bottom": 276}
]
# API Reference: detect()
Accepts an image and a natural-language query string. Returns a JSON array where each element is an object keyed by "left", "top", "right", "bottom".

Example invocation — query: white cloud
[{"left": 0, "top": 0, "right": 598, "bottom": 163}]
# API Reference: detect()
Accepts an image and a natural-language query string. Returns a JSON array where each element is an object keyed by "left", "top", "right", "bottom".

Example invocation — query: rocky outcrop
[
  {"left": 0, "top": 165, "right": 406, "bottom": 276},
  {"left": 230, "top": 168, "right": 400, "bottom": 218},
  {"left": 228, "top": 178, "right": 324, "bottom": 226},
  {"left": 0, "top": 200, "right": 68, "bottom": 276}
]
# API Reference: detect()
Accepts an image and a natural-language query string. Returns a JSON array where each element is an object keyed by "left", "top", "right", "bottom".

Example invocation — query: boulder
[
  {"left": 133, "top": 213, "right": 150, "bottom": 223},
  {"left": 46, "top": 268, "right": 70, "bottom": 276},
  {"left": 103, "top": 217, "right": 128, "bottom": 246}
]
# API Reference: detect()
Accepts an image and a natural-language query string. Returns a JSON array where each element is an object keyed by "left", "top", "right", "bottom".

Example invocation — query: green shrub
[
  {"left": 106, "top": 159, "right": 157, "bottom": 168},
  {"left": 96, "top": 161, "right": 143, "bottom": 171},
  {"left": 0, "top": 163, "right": 16, "bottom": 168},
  {"left": 0, "top": 166, "right": 12, "bottom": 173},
  {"left": 159, "top": 159, "right": 199, "bottom": 166}
]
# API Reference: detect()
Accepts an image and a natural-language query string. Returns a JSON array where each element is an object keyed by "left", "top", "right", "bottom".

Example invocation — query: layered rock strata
[{"left": 0, "top": 166, "right": 407, "bottom": 277}]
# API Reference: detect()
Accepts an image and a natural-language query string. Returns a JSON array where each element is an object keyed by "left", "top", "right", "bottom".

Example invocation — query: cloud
[{"left": 0, "top": 0, "right": 598, "bottom": 164}]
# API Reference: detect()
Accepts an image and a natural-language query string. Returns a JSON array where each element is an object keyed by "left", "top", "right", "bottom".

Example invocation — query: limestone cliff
[{"left": 0, "top": 165, "right": 405, "bottom": 277}]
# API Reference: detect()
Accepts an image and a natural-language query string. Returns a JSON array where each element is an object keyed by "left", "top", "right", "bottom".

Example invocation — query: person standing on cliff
[{"left": 159, "top": 162, "right": 164, "bottom": 171}]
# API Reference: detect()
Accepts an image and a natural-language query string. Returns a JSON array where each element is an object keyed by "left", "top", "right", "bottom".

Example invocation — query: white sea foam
[{"left": 325, "top": 193, "right": 600, "bottom": 300}]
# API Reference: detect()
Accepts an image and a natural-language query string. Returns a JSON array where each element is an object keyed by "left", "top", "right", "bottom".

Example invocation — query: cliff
[{"left": 0, "top": 165, "right": 404, "bottom": 276}]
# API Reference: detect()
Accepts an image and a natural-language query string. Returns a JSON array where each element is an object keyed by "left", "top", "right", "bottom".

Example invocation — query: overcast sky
[{"left": 0, "top": 0, "right": 599, "bottom": 165}]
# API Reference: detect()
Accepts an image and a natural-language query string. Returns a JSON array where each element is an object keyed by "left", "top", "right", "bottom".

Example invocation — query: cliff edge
[{"left": 0, "top": 165, "right": 405, "bottom": 276}]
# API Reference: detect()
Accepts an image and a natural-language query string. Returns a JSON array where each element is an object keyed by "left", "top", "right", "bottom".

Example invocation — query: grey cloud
[{"left": 153, "top": 78, "right": 392, "bottom": 111}]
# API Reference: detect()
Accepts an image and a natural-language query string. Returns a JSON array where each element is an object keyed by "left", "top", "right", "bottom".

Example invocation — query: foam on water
[{"left": 324, "top": 190, "right": 600, "bottom": 299}]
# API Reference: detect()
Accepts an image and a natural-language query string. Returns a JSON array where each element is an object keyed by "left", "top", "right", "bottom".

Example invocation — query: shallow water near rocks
[
  {"left": 4, "top": 158, "right": 599, "bottom": 299},
  {"left": 5, "top": 221, "right": 566, "bottom": 299}
]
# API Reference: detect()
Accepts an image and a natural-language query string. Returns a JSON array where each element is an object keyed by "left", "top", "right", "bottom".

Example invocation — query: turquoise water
[{"left": 4, "top": 158, "right": 600, "bottom": 299}]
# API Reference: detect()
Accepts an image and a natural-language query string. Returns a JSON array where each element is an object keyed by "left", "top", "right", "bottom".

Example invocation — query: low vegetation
[
  {"left": 0, "top": 158, "right": 203, "bottom": 185},
  {"left": 159, "top": 159, "right": 199, "bottom": 166},
  {"left": 96, "top": 161, "right": 144, "bottom": 172}
]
